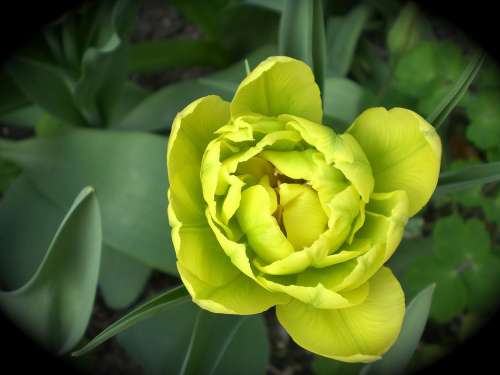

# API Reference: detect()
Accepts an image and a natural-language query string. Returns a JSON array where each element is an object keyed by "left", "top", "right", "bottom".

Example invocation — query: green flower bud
[{"left": 167, "top": 56, "right": 441, "bottom": 362}]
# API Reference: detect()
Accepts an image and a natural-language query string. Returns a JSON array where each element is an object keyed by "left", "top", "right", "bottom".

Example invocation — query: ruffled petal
[
  {"left": 276, "top": 267, "right": 405, "bottom": 362},
  {"left": 167, "top": 96, "right": 230, "bottom": 225},
  {"left": 347, "top": 107, "right": 441, "bottom": 216},
  {"left": 231, "top": 56, "right": 322, "bottom": 122}
]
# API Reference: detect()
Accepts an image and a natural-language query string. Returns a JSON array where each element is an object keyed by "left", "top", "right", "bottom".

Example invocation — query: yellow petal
[
  {"left": 231, "top": 56, "right": 322, "bottom": 122},
  {"left": 348, "top": 107, "right": 441, "bottom": 216},
  {"left": 276, "top": 267, "right": 405, "bottom": 362}
]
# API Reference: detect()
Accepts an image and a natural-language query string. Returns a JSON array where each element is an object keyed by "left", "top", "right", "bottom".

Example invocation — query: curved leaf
[
  {"left": 72, "top": 285, "right": 189, "bottom": 357},
  {"left": 0, "top": 187, "right": 102, "bottom": 354},
  {"left": 0, "top": 129, "right": 176, "bottom": 273},
  {"left": 435, "top": 161, "right": 500, "bottom": 196}
]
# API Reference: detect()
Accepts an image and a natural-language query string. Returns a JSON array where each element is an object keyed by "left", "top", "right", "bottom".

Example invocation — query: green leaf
[
  {"left": 244, "top": 0, "right": 284, "bottom": 12},
  {"left": 0, "top": 176, "right": 151, "bottom": 310},
  {"left": 387, "top": 237, "right": 433, "bottom": 279},
  {"left": 74, "top": 33, "right": 128, "bottom": 127},
  {"left": 465, "top": 90, "right": 500, "bottom": 150},
  {"left": 279, "top": 0, "right": 325, "bottom": 94},
  {"left": 0, "top": 187, "right": 101, "bottom": 354},
  {"left": 426, "top": 50, "right": 485, "bottom": 130},
  {"left": 403, "top": 256, "right": 466, "bottom": 323},
  {"left": 5, "top": 57, "right": 87, "bottom": 127},
  {"left": 0, "top": 158, "right": 21, "bottom": 193},
  {"left": 362, "top": 284, "right": 435, "bottom": 375},
  {"left": 117, "top": 46, "right": 276, "bottom": 131},
  {"left": 0, "top": 105, "right": 44, "bottom": 128},
  {"left": 387, "top": 2, "right": 421, "bottom": 56},
  {"left": 116, "top": 303, "right": 269, "bottom": 375},
  {"left": 0, "top": 73, "right": 30, "bottom": 116},
  {"left": 129, "top": 39, "right": 229, "bottom": 73},
  {"left": 72, "top": 285, "right": 189, "bottom": 356},
  {"left": 323, "top": 77, "right": 372, "bottom": 130},
  {"left": 0, "top": 129, "right": 176, "bottom": 273},
  {"left": 326, "top": 4, "right": 372, "bottom": 77},
  {"left": 98, "top": 245, "right": 152, "bottom": 310},
  {"left": 435, "top": 161, "right": 500, "bottom": 195},
  {"left": 312, "top": 356, "right": 362, "bottom": 375}
]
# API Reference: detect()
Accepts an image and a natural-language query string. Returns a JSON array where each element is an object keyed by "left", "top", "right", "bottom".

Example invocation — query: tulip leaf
[
  {"left": 5, "top": 57, "right": 87, "bottom": 127},
  {"left": 72, "top": 285, "right": 189, "bottom": 357},
  {"left": 0, "top": 129, "right": 176, "bottom": 273},
  {"left": 0, "top": 186, "right": 101, "bottom": 354},
  {"left": 427, "top": 50, "right": 485, "bottom": 130},
  {"left": 361, "top": 284, "right": 435, "bottom": 375},
  {"left": 0, "top": 158, "right": 20, "bottom": 193},
  {"left": 115, "top": 302, "right": 269, "bottom": 375},
  {"left": 279, "top": 0, "right": 326, "bottom": 94},
  {"left": 98, "top": 245, "right": 152, "bottom": 310},
  {"left": 116, "top": 46, "right": 276, "bottom": 131},
  {"left": 323, "top": 77, "right": 372, "bottom": 130},
  {"left": 129, "top": 39, "right": 229, "bottom": 73},
  {"left": 326, "top": 4, "right": 372, "bottom": 77},
  {"left": 435, "top": 161, "right": 500, "bottom": 196},
  {"left": 0, "top": 176, "right": 153, "bottom": 311}
]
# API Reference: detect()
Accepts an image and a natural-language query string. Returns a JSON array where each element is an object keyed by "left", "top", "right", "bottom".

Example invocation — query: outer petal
[
  {"left": 347, "top": 107, "right": 441, "bottom": 216},
  {"left": 231, "top": 56, "right": 322, "bottom": 122},
  {"left": 276, "top": 267, "right": 405, "bottom": 362},
  {"left": 167, "top": 95, "right": 230, "bottom": 225},
  {"left": 178, "top": 262, "right": 290, "bottom": 315}
]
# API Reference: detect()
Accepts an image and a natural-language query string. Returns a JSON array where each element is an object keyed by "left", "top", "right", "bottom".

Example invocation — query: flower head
[{"left": 167, "top": 56, "right": 441, "bottom": 362}]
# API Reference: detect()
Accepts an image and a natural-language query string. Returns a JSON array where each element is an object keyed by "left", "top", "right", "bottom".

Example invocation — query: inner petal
[{"left": 279, "top": 184, "right": 328, "bottom": 250}]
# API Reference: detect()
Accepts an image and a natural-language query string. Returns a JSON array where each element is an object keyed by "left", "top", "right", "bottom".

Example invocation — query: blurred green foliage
[{"left": 0, "top": 0, "right": 499, "bottom": 374}]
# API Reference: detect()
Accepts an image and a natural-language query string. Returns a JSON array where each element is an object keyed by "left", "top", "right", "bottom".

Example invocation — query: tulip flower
[{"left": 167, "top": 56, "right": 441, "bottom": 362}]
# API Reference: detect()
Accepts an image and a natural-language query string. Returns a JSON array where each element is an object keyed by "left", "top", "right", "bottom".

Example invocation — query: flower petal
[
  {"left": 348, "top": 107, "right": 441, "bottom": 216},
  {"left": 231, "top": 56, "right": 322, "bottom": 122},
  {"left": 178, "top": 262, "right": 290, "bottom": 315},
  {"left": 167, "top": 95, "right": 230, "bottom": 225},
  {"left": 276, "top": 267, "right": 405, "bottom": 362}
]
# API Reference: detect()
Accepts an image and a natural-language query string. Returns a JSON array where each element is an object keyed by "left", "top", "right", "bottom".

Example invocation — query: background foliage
[{"left": 1, "top": 0, "right": 499, "bottom": 374}]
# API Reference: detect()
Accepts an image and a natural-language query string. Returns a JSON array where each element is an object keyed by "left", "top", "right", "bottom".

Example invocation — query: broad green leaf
[
  {"left": 74, "top": 33, "right": 128, "bottom": 127},
  {"left": 0, "top": 129, "right": 176, "bottom": 273},
  {"left": 323, "top": 77, "right": 372, "bottom": 130},
  {"left": 362, "top": 284, "right": 435, "bottom": 375},
  {"left": 387, "top": 2, "right": 420, "bottom": 56},
  {"left": 0, "top": 176, "right": 152, "bottom": 311},
  {"left": 116, "top": 302, "right": 269, "bottom": 375},
  {"left": 99, "top": 245, "right": 152, "bottom": 310},
  {"left": 72, "top": 285, "right": 189, "bottom": 356},
  {"left": 0, "top": 74, "right": 30, "bottom": 115},
  {"left": 0, "top": 187, "right": 101, "bottom": 354},
  {"left": 427, "top": 50, "right": 485, "bottom": 129},
  {"left": 117, "top": 46, "right": 276, "bottom": 131},
  {"left": 279, "top": 0, "right": 325, "bottom": 93},
  {"left": 129, "top": 39, "right": 229, "bottom": 73},
  {"left": 5, "top": 57, "right": 87, "bottom": 127},
  {"left": 326, "top": 4, "right": 372, "bottom": 77},
  {"left": 435, "top": 161, "right": 500, "bottom": 195}
]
